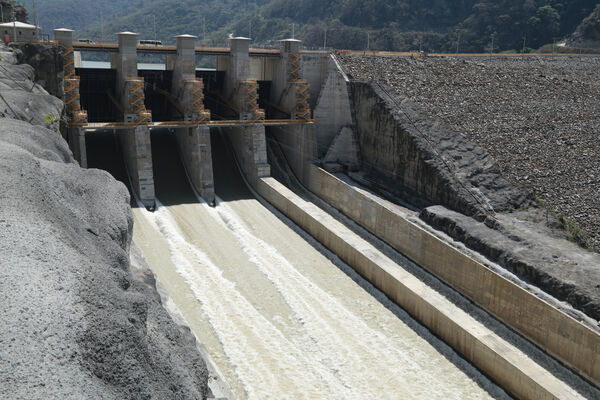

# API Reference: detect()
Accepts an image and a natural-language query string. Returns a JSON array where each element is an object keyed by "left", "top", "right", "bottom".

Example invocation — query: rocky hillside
[
  {"left": 0, "top": 0, "right": 28, "bottom": 24},
  {"left": 0, "top": 43, "right": 209, "bottom": 399},
  {"left": 569, "top": 4, "right": 600, "bottom": 48}
]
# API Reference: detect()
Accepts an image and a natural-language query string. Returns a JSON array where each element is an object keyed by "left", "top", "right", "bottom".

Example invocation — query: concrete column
[
  {"left": 170, "top": 34, "right": 210, "bottom": 121},
  {"left": 55, "top": 28, "right": 89, "bottom": 167},
  {"left": 53, "top": 28, "right": 73, "bottom": 49},
  {"left": 165, "top": 54, "right": 176, "bottom": 71},
  {"left": 118, "top": 126, "right": 155, "bottom": 208},
  {"left": 67, "top": 127, "right": 87, "bottom": 168},
  {"left": 270, "top": 39, "right": 302, "bottom": 110},
  {"left": 224, "top": 36, "right": 251, "bottom": 99},
  {"left": 53, "top": 28, "right": 73, "bottom": 100},
  {"left": 74, "top": 51, "right": 82, "bottom": 68},
  {"left": 174, "top": 126, "right": 214, "bottom": 202},
  {"left": 171, "top": 34, "right": 197, "bottom": 91},
  {"left": 111, "top": 32, "right": 155, "bottom": 207},
  {"left": 114, "top": 31, "right": 139, "bottom": 102},
  {"left": 220, "top": 37, "right": 270, "bottom": 184},
  {"left": 169, "top": 34, "right": 215, "bottom": 202}
]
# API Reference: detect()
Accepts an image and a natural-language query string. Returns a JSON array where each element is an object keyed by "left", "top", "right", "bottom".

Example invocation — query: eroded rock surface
[
  {"left": 0, "top": 44, "right": 208, "bottom": 399},
  {"left": 422, "top": 206, "right": 600, "bottom": 322}
]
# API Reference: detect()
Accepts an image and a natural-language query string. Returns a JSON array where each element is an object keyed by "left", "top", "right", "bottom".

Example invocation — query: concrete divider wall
[
  {"left": 255, "top": 176, "right": 585, "bottom": 400},
  {"left": 223, "top": 125, "right": 270, "bottom": 183},
  {"left": 118, "top": 126, "right": 155, "bottom": 207},
  {"left": 68, "top": 127, "right": 87, "bottom": 168},
  {"left": 267, "top": 124, "right": 317, "bottom": 185},
  {"left": 174, "top": 126, "right": 214, "bottom": 202},
  {"left": 304, "top": 164, "right": 600, "bottom": 387}
]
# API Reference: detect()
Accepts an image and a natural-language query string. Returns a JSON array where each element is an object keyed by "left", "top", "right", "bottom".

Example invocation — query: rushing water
[
  {"left": 133, "top": 198, "right": 506, "bottom": 400},
  {"left": 125, "top": 130, "right": 509, "bottom": 400}
]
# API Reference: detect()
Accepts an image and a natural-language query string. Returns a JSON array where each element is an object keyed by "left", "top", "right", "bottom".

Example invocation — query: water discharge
[{"left": 124, "top": 129, "right": 508, "bottom": 399}]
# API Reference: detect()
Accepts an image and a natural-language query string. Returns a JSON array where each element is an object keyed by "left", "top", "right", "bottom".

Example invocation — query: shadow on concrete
[
  {"left": 150, "top": 128, "right": 197, "bottom": 207},
  {"left": 210, "top": 128, "right": 252, "bottom": 203},
  {"left": 85, "top": 129, "right": 138, "bottom": 208}
]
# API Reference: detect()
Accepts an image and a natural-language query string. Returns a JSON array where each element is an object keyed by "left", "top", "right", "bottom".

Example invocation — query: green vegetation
[
  {"left": 572, "top": 3, "right": 600, "bottom": 42},
  {"left": 43, "top": 113, "right": 58, "bottom": 128},
  {"left": 33, "top": 0, "right": 600, "bottom": 52},
  {"left": 532, "top": 194, "right": 590, "bottom": 250},
  {"left": 559, "top": 215, "right": 590, "bottom": 248}
]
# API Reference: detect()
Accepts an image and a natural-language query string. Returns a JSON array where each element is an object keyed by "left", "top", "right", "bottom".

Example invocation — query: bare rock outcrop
[
  {"left": 0, "top": 43, "right": 208, "bottom": 399},
  {"left": 340, "top": 54, "right": 600, "bottom": 252}
]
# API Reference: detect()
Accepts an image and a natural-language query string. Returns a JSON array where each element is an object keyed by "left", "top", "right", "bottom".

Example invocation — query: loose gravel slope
[{"left": 340, "top": 54, "right": 600, "bottom": 251}]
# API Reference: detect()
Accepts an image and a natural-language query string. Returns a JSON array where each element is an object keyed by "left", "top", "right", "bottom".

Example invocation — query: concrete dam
[{"left": 53, "top": 29, "right": 600, "bottom": 399}]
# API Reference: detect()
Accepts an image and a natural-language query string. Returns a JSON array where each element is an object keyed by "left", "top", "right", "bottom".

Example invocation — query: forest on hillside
[{"left": 31, "top": 0, "right": 600, "bottom": 52}]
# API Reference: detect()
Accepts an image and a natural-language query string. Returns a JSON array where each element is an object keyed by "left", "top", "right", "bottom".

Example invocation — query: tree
[{"left": 527, "top": 5, "right": 560, "bottom": 47}]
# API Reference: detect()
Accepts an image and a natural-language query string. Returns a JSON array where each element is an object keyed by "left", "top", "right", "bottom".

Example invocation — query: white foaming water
[
  {"left": 140, "top": 204, "right": 353, "bottom": 399},
  {"left": 135, "top": 199, "right": 501, "bottom": 399},
  {"left": 210, "top": 200, "right": 495, "bottom": 399}
]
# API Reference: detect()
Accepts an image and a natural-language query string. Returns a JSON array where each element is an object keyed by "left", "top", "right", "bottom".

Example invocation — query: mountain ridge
[{"left": 32, "top": 1, "right": 600, "bottom": 52}]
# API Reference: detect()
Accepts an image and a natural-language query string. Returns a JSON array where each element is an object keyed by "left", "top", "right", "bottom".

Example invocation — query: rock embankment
[
  {"left": 0, "top": 44, "right": 208, "bottom": 399},
  {"left": 339, "top": 54, "right": 600, "bottom": 252},
  {"left": 348, "top": 80, "right": 528, "bottom": 216}
]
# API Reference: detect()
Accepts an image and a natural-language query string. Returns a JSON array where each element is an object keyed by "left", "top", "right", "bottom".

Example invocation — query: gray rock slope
[
  {"left": 348, "top": 80, "right": 528, "bottom": 217},
  {"left": 0, "top": 45, "right": 208, "bottom": 399}
]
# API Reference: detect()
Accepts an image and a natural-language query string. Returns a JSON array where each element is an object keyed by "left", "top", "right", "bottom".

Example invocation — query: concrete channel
[
  {"left": 88, "top": 129, "right": 510, "bottom": 399},
  {"left": 85, "top": 127, "right": 600, "bottom": 399}
]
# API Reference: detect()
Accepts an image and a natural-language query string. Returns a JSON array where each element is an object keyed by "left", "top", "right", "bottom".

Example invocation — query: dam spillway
[
  {"left": 74, "top": 27, "right": 600, "bottom": 399},
  {"left": 88, "top": 129, "right": 504, "bottom": 399}
]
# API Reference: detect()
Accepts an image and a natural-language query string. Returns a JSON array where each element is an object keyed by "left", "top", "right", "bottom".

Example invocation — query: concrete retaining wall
[
  {"left": 255, "top": 175, "right": 585, "bottom": 400},
  {"left": 118, "top": 126, "right": 155, "bottom": 207},
  {"left": 304, "top": 164, "right": 600, "bottom": 388},
  {"left": 174, "top": 126, "right": 214, "bottom": 203},
  {"left": 312, "top": 59, "right": 354, "bottom": 158}
]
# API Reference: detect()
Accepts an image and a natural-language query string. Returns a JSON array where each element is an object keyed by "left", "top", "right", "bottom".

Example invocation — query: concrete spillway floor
[{"left": 91, "top": 130, "right": 510, "bottom": 399}]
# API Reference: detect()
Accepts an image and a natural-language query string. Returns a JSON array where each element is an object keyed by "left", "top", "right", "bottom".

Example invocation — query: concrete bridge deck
[{"left": 72, "top": 41, "right": 282, "bottom": 57}]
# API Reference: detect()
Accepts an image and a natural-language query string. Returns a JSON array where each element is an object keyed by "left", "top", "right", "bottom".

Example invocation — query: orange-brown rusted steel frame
[{"left": 81, "top": 119, "right": 314, "bottom": 130}]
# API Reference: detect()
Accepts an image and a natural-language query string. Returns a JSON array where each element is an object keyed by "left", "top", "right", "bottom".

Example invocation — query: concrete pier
[
  {"left": 223, "top": 125, "right": 270, "bottom": 184},
  {"left": 224, "top": 37, "right": 251, "bottom": 104},
  {"left": 113, "top": 32, "right": 155, "bottom": 207},
  {"left": 268, "top": 39, "right": 317, "bottom": 183},
  {"left": 168, "top": 34, "right": 214, "bottom": 202},
  {"left": 67, "top": 127, "right": 87, "bottom": 168},
  {"left": 121, "top": 125, "right": 155, "bottom": 204},
  {"left": 220, "top": 37, "right": 269, "bottom": 184}
]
